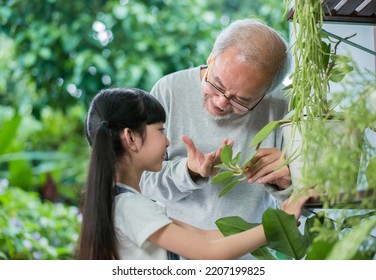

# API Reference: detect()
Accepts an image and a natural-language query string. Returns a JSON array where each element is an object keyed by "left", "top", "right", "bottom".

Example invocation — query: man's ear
[{"left": 121, "top": 128, "right": 138, "bottom": 151}]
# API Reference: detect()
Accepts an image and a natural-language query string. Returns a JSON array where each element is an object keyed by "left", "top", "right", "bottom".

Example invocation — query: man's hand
[
  {"left": 244, "top": 147, "right": 291, "bottom": 189},
  {"left": 181, "top": 135, "right": 233, "bottom": 180}
]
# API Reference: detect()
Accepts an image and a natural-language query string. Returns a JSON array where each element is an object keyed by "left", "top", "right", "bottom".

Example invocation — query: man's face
[{"left": 201, "top": 48, "right": 269, "bottom": 120}]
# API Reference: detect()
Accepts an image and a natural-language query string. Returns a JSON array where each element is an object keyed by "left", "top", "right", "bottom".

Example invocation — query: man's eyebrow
[
  {"left": 213, "top": 75, "right": 226, "bottom": 90},
  {"left": 214, "top": 75, "right": 254, "bottom": 102},
  {"left": 236, "top": 95, "right": 253, "bottom": 102}
]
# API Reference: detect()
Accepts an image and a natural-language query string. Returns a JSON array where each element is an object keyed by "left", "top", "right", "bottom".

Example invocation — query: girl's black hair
[{"left": 76, "top": 88, "right": 166, "bottom": 259}]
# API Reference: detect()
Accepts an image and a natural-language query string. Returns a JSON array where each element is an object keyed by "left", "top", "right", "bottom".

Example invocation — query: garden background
[{"left": 0, "top": 0, "right": 288, "bottom": 259}]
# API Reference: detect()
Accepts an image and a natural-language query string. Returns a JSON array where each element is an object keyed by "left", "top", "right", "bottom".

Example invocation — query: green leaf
[
  {"left": 326, "top": 217, "right": 376, "bottom": 260},
  {"left": 215, "top": 216, "right": 276, "bottom": 260},
  {"left": 262, "top": 208, "right": 307, "bottom": 259},
  {"left": 283, "top": 111, "right": 295, "bottom": 120},
  {"left": 220, "top": 145, "right": 233, "bottom": 165},
  {"left": 305, "top": 239, "right": 336, "bottom": 260},
  {"left": 9, "top": 160, "right": 33, "bottom": 191},
  {"left": 283, "top": 83, "right": 293, "bottom": 91},
  {"left": 339, "top": 211, "right": 376, "bottom": 230},
  {"left": 321, "top": 41, "right": 330, "bottom": 70},
  {"left": 331, "top": 54, "right": 353, "bottom": 64},
  {"left": 214, "top": 163, "right": 231, "bottom": 170},
  {"left": 303, "top": 212, "right": 335, "bottom": 246},
  {"left": 251, "top": 247, "right": 277, "bottom": 260},
  {"left": 275, "top": 250, "right": 293, "bottom": 260},
  {"left": 330, "top": 66, "right": 354, "bottom": 83},
  {"left": 0, "top": 113, "right": 22, "bottom": 155},
  {"left": 241, "top": 151, "right": 256, "bottom": 169},
  {"left": 215, "top": 216, "right": 259, "bottom": 236},
  {"left": 230, "top": 151, "right": 241, "bottom": 166},
  {"left": 249, "top": 120, "right": 282, "bottom": 148},
  {"left": 303, "top": 215, "right": 321, "bottom": 245},
  {"left": 218, "top": 178, "right": 242, "bottom": 198},
  {"left": 211, "top": 171, "right": 235, "bottom": 185},
  {"left": 366, "top": 156, "right": 376, "bottom": 186}
]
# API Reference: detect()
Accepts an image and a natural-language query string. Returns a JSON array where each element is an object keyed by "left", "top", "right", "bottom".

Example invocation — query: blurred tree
[
  {"left": 0, "top": 0, "right": 217, "bottom": 115},
  {"left": 0, "top": 0, "right": 287, "bottom": 115},
  {"left": 0, "top": 0, "right": 287, "bottom": 203}
]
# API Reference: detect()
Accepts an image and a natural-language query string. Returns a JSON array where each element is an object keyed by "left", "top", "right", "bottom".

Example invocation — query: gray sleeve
[
  {"left": 264, "top": 184, "right": 293, "bottom": 204},
  {"left": 141, "top": 157, "right": 207, "bottom": 203},
  {"left": 141, "top": 72, "right": 207, "bottom": 203}
]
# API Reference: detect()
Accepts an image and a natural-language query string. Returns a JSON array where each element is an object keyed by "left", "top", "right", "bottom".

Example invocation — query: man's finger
[{"left": 181, "top": 135, "right": 196, "bottom": 154}]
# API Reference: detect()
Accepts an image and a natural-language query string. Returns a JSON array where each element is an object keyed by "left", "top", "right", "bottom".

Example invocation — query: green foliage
[
  {"left": 211, "top": 144, "right": 253, "bottom": 197},
  {"left": 301, "top": 69, "right": 376, "bottom": 207},
  {"left": 367, "top": 156, "right": 376, "bottom": 187},
  {"left": 326, "top": 217, "right": 376, "bottom": 260},
  {"left": 249, "top": 120, "right": 286, "bottom": 148},
  {"left": 215, "top": 216, "right": 258, "bottom": 236},
  {"left": 0, "top": 104, "right": 87, "bottom": 204},
  {"left": 0, "top": 0, "right": 294, "bottom": 259},
  {"left": 284, "top": 0, "right": 354, "bottom": 124},
  {"left": 216, "top": 207, "right": 376, "bottom": 260},
  {"left": 262, "top": 208, "right": 307, "bottom": 259},
  {"left": 0, "top": 0, "right": 287, "bottom": 114},
  {"left": 0, "top": 0, "right": 288, "bottom": 201},
  {"left": 0, "top": 184, "right": 80, "bottom": 259},
  {"left": 215, "top": 215, "right": 276, "bottom": 260}
]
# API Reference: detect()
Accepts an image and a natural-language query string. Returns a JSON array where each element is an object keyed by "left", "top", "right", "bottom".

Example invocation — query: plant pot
[{"left": 281, "top": 120, "right": 365, "bottom": 206}]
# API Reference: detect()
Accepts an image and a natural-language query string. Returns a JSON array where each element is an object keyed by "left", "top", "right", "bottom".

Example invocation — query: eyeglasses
[{"left": 204, "top": 62, "right": 265, "bottom": 112}]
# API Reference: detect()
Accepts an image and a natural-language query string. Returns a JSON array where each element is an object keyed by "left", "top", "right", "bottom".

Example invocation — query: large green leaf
[
  {"left": 215, "top": 216, "right": 276, "bottom": 260},
  {"left": 251, "top": 247, "right": 277, "bottom": 260},
  {"left": 249, "top": 120, "right": 282, "bottom": 148},
  {"left": 215, "top": 216, "right": 258, "bottom": 236},
  {"left": 262, "top": 208, "right": 308, "bottom": 259},
  {"left": 305, "top": 239, "right": 336, "bottom": 260},
  {"left": 0, "top": 113, "right": 22, "bottom": 155}
]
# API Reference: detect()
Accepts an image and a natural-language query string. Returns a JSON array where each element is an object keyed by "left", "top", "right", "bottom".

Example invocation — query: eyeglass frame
[{"left": 203, "top": 62, "right": 265, "bottom": 112}]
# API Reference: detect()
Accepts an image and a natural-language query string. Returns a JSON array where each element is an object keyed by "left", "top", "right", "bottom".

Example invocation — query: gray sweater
[{"left": 141, "top": 66, "right": 291, "bottom": 257}]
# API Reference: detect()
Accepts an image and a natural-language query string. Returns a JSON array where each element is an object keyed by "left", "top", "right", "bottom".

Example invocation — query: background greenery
[{"left": 0, "top": 0, "right": 287, "bottom": 259}]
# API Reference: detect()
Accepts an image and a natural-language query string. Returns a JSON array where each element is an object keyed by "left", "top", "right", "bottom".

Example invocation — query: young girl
[{"left": 76, "top": 87, "right": 308, "bottom": 260}]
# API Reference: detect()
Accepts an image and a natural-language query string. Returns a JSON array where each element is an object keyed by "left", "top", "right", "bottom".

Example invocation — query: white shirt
[{"left": 114, "top": 184, "right": 173, "bottom": 260}]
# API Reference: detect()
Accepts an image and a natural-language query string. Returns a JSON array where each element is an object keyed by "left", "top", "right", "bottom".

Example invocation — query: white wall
[{"left": 322, "top": 23, "right": 375, "bottom": 72}]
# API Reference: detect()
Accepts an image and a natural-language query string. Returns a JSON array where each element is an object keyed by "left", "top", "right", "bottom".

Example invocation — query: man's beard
[{"left": 203, "top": 95, "right": 233, "bottom": 122}]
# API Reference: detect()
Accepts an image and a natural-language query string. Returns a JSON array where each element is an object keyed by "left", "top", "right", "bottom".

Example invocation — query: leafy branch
[{"left": 211, "top": 119, "right": 290, "bottom": 197}]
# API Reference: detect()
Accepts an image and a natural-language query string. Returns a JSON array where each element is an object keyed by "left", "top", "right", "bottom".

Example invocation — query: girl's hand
[
  {"left": 280, "top": 190, "right": 315, "bottom": 220},
  {"left": 181, "top": 135, "right": 234, "bottom": 179}
]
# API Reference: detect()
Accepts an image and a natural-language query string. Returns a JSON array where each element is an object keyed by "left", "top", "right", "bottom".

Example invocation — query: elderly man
[{"left": 141, "top": 19, "right": 292, "bottom": 259}]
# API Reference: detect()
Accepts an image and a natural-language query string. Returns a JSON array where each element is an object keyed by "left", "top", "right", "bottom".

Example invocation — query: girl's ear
[{"left": 121, "top": 128, "right": 138, "bottom": 151}]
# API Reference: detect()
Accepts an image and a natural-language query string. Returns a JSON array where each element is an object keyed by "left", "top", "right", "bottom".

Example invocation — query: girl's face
[{"left": 138, "top": 122, "right": 170, "bottom": 172}]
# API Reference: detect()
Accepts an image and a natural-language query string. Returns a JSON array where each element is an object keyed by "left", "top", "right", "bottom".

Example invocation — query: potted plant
[
  {"left": 211, "top": 0, "right": 376, "bottom": 259},
  {"left": 213, "top": 70, "right": 376, "bottom": 259}
]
